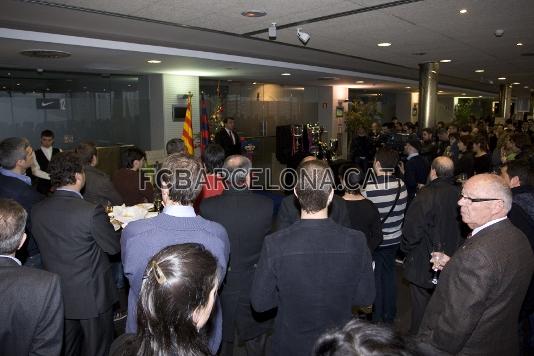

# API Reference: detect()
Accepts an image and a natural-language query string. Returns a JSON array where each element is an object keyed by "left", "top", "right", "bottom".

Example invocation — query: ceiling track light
[
  {"left": 297, "top": 28, "right": 310, "bottom": 45},
  {"left": 269, "top": 23, "right": 277, "bottom": 40}
]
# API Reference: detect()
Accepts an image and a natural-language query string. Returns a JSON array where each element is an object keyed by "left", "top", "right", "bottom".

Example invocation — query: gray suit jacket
[
  {"left": 83, "top": 165, "right": 123, "bottom": 206},
  {"left": 0, "top": 257, "right": 63, "bottom": 356},
  {"left": 31, "top": 189, "right": 120, "bottom": 319},
  {"left": 418, "top": 219, "right": 534, "bottom": 355}
]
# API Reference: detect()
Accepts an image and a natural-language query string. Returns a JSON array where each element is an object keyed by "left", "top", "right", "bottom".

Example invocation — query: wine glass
[
  {"left": 153, "top": 193, "right": 162, "bottom": 213},
  {"left": 104, "top": 201, "right": 113, "bottom": 215},
  {"left": 431, "top": 241, "right": 443, "bottom": 285}
]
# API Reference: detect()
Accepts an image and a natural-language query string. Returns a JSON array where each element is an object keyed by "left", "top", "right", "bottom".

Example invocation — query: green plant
[
  {"left": 344, "top": 99, "right": 380, "bottom": 134},
  {"left": 454, "top": 98, "right": 474, "bottom": 127}
]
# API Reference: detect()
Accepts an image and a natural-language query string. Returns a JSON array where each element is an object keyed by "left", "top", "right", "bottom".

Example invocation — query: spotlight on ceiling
[
  {"left": 269, "top": 23, "right": 277, "bottom": 40},
  {"left": 297, "top": 28, "right": 310, "bottom": 45}
]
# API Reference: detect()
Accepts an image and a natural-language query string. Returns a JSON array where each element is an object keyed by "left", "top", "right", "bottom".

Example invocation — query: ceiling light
[
  {"left": 459, "top": 9, "right": 468, "bottom": 14},
  {"left": 297, "top": 28, "right": 310, "bottom": 45},
  {"left": 461, "top": 93, "right": 466, "bottom": 95},
  {"left": 516, "top": 42, "right": 523, "bottom": 46},
  {"left": 440, "top": 59, "right": 452, "bottom": 63},
  {"left": 475, "top": 69, "right": 485, "bottom": 73},
  {"left": 513, "top": 82, "right": 520, "bottom": 85},
  {"left": 478, "top": 96, "right": 483, "bottom": 98},
  {"left": 281, "top": 73, "right": 291, "bottom": 76},
  {"left": 405, "top": 86, "right": 411, "bottom": 89},
  {"left": 241, "top": 10, "right": 267, "bottom": 17},
  {"left": 252, "top": 82, "right": 257, "bottom": 85},
  {"left": 497, "top": 77, "right": 507, "bottom": 80},
  {"left": 377, "top": 42, "right": 391, "bottom": 47},
  {"left": 438, "top": 90, "right": 444, "bottom": 93},
  {"left": 524, "top": 86, "right": 529, "bottom": 89},
  {"left": 16, "top": 83, "right": 20, "bottom": 86},
  {"left": 356, "top": 80, "right": 365, "bottom": 84},
  {"left": 147, "top": 60, "right": 162, "bottom": 64}
]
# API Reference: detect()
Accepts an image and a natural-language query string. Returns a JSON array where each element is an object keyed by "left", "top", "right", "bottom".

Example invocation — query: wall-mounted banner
[{"left": 36, "top": 98, "right": 60, "bottom": 110}]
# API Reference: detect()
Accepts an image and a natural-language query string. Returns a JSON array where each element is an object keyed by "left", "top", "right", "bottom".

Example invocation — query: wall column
[
  {"left": 418, "top": 62, "right": 439, "bottom": 129},
  {"left": 498, "top": 83, "right": 512, "bottom": 119}
]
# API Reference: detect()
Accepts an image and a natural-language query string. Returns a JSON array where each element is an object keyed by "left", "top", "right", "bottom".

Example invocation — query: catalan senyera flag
[
  {"left": 181, "top": 96, "right": 194, "bottom": 155},
  {"left": 200, "top": 94, "right": 210, "bottom": 155}
]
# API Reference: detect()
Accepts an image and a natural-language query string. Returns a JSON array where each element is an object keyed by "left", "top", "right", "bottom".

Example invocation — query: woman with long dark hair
[
  {"left": 110, "top": 243, "right": 219, "bottom": 356},
  {"left": 454, "top": 134, "right": 475, "bottom": 178},
  {"left": 472, "top": 135, "right": 491, "bottom": 174}
]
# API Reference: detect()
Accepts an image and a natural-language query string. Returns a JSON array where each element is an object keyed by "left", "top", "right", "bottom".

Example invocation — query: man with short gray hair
[
  {"left": 201, "top": 155, "right": 274, "bottom": 355},
  {"left": 0, "top": 137, "right": 43, "bottom": 267},
  {"left": 418, "top": 174, "right": 534, "bottom": 355},
  {"left": 0, "top": 198, "right": 63, "bottom": 356}
]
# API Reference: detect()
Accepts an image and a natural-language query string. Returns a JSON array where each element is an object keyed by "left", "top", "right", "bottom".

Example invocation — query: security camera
[
  {"left": 269, "top": 23, "right": 277, "bottom": 40},
  {"left": 297, "top": 28, "right": 310, "bottom": 45},
  {"left": 494, "top": 29, "right": 504, "bottom": 37}
]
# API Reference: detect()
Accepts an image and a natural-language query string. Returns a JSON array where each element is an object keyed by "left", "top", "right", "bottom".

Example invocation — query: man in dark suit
[
  {"left": 31, "top": 152, "right": 120, "bottom": 356},
  {"left": 215, "top": 117, "right": 241, "bottom": 157},
  {"left": 275, "top": 156, "right": 351, "bottom": 231},
  {"left": 0, "top": 198, "right": 63, "bottom": 356},
  {"left": 0, "top": 137, "right": 44, "bottom": 267},
  {"left": 201, "top": 155, "right": 274, "bottom": 355},
  {"left": 34, "top": 129, "right": 61, "bottom": 195},
  {"left": 401, "top": 157, "right": 462, "bottom": 334},
  {"left": 399, "top": 139, "right": 430, "bottom": 203},
  {"left": 75, "top": 141, "right": 123, "bottom": 206},
  {"left": 418, "top": 174, "right": 534, "bottom": 355},
  {"left": 251, "top": 160, "right": 375, "bottom": 356}
]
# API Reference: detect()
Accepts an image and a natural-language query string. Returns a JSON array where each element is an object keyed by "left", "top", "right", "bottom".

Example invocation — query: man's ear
[
  {"left": 510, "top": 176, "right": 521, "bottom": 188},
  {"left": 17, "top": 233, "right": 27, "bottom": 251}
]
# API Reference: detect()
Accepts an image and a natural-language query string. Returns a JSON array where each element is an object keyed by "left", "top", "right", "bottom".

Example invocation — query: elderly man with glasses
[{"left": 417, "top": 173, "right": 534, "bottom": 356}]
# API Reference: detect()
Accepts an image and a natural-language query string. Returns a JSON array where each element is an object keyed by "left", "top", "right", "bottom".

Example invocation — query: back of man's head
[
  {"left": 41, "top": 129, "right": 54, "bottom": 138},
  {"left": 223, "top": 155, "right": 251, "bottom": 188},
  {"left": 295, "top": 160, "right": 334, "bottom": 213},
  {"left": 374, "top": 148, "right": 399, "bottom": 170},
  {"left": 75, "top": 141, "right": 97, "bottom": 165},
  {"left": 0, "top": 137, "right": 30, "bottom": 170},
  {"left": 0, "top": 199, "right": 27, "bottom": 255},
  {"left": 431, "top": 156, "right": 455, "bottom": 179},
  {"left": 160, "top": 154, "right": 203, "bottom": 205},
  {"left": 505, "top": 159, "right": 533, "bottom": 186},
  {"left": 121, "top": 146, "right": 146, "bottom": 169},
  {"left": 166, "top": 138, "right": 185, "bottom": 155},
  {"left": 49, "top": 152, "right": 84, "bottom": 189}
]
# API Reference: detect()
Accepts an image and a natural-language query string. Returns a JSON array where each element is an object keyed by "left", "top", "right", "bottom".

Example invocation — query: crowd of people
[{"left": 0, "top": 114, "right": 533, "bottom": 356}]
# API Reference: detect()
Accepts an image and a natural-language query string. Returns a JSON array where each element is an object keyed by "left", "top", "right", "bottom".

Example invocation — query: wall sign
[{"left": 36, "top": 98, "right": 60, "bottom": 110}]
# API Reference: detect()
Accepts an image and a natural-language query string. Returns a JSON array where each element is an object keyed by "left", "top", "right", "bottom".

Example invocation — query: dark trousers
[
  {"left": 409, "top": 282, "right": 433, "bottom": 335},
  {"left": 372, "top": 244, "right": 399, "bottom": 323},
  {"left": 63, "top": 308, "right": 114, "bottom": 356}
]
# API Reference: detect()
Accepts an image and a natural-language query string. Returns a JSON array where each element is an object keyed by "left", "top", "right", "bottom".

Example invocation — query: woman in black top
[
  {"left": 472, "top": 135, "right": 491, "bottom": 174},
  {"left": 110, "top": 244, "right": 218, "bottom": 356},
  {"left": 339, "top": 163, "right": 382, "bottom": 251},
  {"left": 454, "top": 135, "right": 475, "bottom": 178}
]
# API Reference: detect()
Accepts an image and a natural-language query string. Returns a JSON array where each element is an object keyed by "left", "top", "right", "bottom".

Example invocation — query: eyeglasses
[{"left": 459, "top": 194, "right": 502, "bottom": 204}]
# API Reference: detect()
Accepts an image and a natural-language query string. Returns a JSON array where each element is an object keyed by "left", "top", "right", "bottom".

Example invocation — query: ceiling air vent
[{"left": 19, "top": 50, "right": 72, "bottom": 59}]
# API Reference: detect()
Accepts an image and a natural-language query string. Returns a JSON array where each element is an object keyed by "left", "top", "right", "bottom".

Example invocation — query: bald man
[
  {"left": 401, "top": 157, "right": 462, "bottom": 335},
  {"left": 418, "top": 174, "right": 534, "bottom": 355}
]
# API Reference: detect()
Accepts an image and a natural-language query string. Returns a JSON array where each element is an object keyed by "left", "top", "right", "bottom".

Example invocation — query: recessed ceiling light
[
  {"left": 405, "top": 86, "right": 411, "bottom": 89},
  {"left": 497, "top": 77, "right": 507, "bottom": 80},
  {"left": 475, "top": 69, "right": 485, "bottom": 73},
  {"left": 478, "top": 96, "right": 483, "bottom": 98},
  {"left": 377, "top": 42, "right": 391, "bottom": 47},
  {"left": 46, "top": 88, "right": 50, "bottom": 91},
  {"left": 512, "top": 82, "right": 520, "bottom": 85},
  {"left": 438, "top": 90, "right": 444, "bottom": 93},
  {"left": 147, "top": 59, "right": 161, "bottom": 64},
  {"left": 252, "top": 82, "right": 257, "bottom": 85},
  {"left": 227, "top": 79, "right": 232, "bottom": 82},
  {"left": 516, "top": 42, "right": 523, "bottom": 46},
  {"left": 16, "top": 83, "right": 20, "bottom": 86},
  {"left": 241, "top": 10, "right": 267, "bottom": 17},
  {"left": 356, "top": 80, "right": 365, "bottom": 84},
  {"left": 524, "top": 86, "right": 529, "bottom": 89},
  {"left": 461, "top": 93, "right": 466, "bottom": 95},
  {"left": 127, "top": 84, "right": 132, "bottom": 87},
  {"left": 459, "top": 9, "right": 468, "bottom": 14},
  {"left": 440, "top": 59, "right": 452, "bottom": 63},
  {"left": 281, "top": 73, "right": 291, "bottom": 76}
]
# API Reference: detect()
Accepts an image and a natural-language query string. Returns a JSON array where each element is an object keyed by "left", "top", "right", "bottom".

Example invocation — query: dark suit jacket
[
  {"left": 215, "top": 128, "right": 241, "bottom": 157},
  {"left": 274, "top": 193, "right": 351, "bottom": 231},
  {"left": 0, "top": 256, "right": 63, "bottom": 356},
  {"left": 418, "top": 219, "right": 534, "bottom": 355},
  {"left": 251, "top": 219, "right": 375, "bottom": 356},
  {"left": 401, "top": 178, "right": 462, "bottom": 288},
  {"left": 31, "top": 190, "right": 120, "bottom": 319},
  {"left": 200, "top": 188, "right": 274, "bottom": 342},
  {"left": 403, "top": 154, "right": 429, "bottom": 202},
  {"left": 0, "top": 173, "right": 44, "bottom": 257},
  {"left": 82, "top": 165, "right": 123, "bottom": 206}
]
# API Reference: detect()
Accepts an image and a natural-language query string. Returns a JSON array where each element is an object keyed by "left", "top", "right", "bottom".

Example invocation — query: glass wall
[{"left": 0, "top": 69, "right": 150, "bottom": 150}]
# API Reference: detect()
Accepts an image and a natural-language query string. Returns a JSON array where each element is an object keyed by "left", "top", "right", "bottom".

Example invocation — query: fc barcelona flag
[
  {"left": 200, "top": 94, "right": 210, "bottom": 155},
  {"left": 181, "top": 96, "right": 194, "bottom": 155}
]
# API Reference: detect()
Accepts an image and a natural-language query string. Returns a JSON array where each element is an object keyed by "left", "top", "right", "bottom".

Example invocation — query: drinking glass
[{"left": 431, "top": 241, "right": 443, "bottom": 285}]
